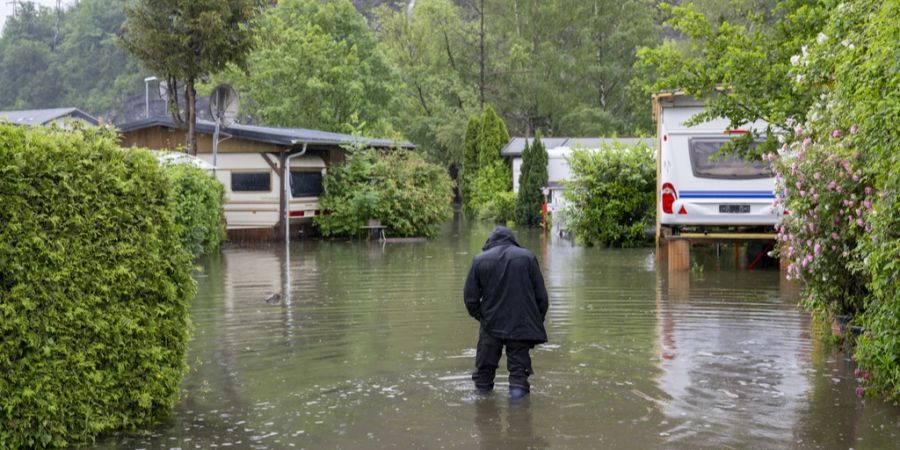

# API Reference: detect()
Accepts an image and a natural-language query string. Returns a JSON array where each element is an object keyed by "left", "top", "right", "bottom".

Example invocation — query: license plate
[{"left": 719, "top": 204, "right": 751, "bottom": 214}]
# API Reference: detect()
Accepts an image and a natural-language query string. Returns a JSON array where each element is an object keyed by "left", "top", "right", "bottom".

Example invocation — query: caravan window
[
  {"left": 689, "top": 138, "right": 772, "bottom": 179},
  {"left": 290, "top": 171, "right": 324, "bottom": 197},
  {"left": 231, "top": 172, "right": 272, "bottom": 192}
]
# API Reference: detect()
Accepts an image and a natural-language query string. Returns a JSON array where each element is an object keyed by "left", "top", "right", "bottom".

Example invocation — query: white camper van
[
  {"left": 655, "top": 94, "right": 779, "bottom": 233},
  {"left": 199, "top": 153, "right": 327, "bottom": 229}
]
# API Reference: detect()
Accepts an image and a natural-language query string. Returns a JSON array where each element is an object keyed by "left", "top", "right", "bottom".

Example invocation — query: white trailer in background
[{"left": 655, "top": 94, "right": 779, "bottom": 236}]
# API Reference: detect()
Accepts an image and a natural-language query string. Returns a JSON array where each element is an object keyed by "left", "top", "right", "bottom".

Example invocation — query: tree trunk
[
  {"left": 479, "top": 0, "right": 485, "bottom": 108},
  {"left": 186, "top": 78, "right": 198, "bottom": 155}
]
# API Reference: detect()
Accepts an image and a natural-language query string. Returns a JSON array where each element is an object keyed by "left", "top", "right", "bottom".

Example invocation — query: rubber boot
[{"left": 509, "top": 387, "right": 528, "bottom": 401}]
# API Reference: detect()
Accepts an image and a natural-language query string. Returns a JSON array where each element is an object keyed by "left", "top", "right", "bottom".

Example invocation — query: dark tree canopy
[{"left": 120, "top": 0, "right": 261, "bottom": 153}]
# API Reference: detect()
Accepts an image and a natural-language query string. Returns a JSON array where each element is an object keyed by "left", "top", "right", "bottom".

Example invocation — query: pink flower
[
  {"left": 856, "top": 386, "right": 865, "bottom": 398},
  {"left": 796, "top": 181, "right": 803, "bottom": 190},
  {"left": 857, "top": 219, "right": 865, "bottom": 227},
  {"left": 803, "top": 137, "right": 812, "bottom": 148},
  {"left": 850, "top": 124, "right": 859, "bottom": 135},
  {"left": 827, "top": 181, "right": 837, "bottom": 190},
  {"left": 814, "top": 243, "right": 822, "bottom": 255},
  {"left": 832, "top": 232, "right": 839, "bottom": 240},
  {"left": 832, "top": 129, "right": 843, "bottom": 138},
  {"left": 799, "top": 190, "right": 806, "bottom": 197},
  {"left": 795, "top": 126, "right": 804, "bottom": 136},
  {"left": 865, "top": 186, "right": 873, "bottom": 195},
  {"left": 814, "top": 172, "right": 821, "bottom": 180},
  {"left": 855, "top": 368, "right": 862, "bottom": 378}
]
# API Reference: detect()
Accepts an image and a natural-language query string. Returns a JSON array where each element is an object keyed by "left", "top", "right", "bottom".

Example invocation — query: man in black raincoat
[{"left": 464, "top": 226, "right": 548, "bottom": 399}]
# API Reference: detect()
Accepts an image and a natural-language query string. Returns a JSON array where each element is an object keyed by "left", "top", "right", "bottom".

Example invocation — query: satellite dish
[
  {"left": 210, "top": 84, "right": 239, "bottom": 128},
  {"left": 158, "top": 80, "right": 171, "bottom": 103}
]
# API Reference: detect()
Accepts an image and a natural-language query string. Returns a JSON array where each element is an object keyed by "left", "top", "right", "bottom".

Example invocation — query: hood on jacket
[{"left": 483, "top": 226, "right": 521, "bottom": 251}]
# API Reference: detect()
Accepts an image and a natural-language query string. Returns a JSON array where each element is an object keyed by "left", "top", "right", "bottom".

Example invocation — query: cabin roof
[
  {"left": 502, "top": 137, "right": 653, "bottom": 157},
  {"left": 0, "top": 107, "right": 99, "bottom": 127},
  {"left": 117, "top": 116, "right": 416, "bottom": 149}
]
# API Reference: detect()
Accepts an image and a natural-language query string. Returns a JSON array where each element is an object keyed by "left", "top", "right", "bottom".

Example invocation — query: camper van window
[
  {"left": 290, "top": 171, "right": 325, "bottom": 198},
  {"left": 689, "top": 138, "right": 772, "bottom": 179},
  {"left": 231, "top": 172, "right": 272, "bottom": 192}
]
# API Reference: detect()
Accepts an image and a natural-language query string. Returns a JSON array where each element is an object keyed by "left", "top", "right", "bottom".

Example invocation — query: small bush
[
  {"left": 478, "top": 191, "right": 516, "bottom": 224},
  {"left": 0, "top": 124, "right": 195, "bottom": 448},
  {"left": 316, "top": 146, "right": 454, "bottom": 238},
  {"left": 467, "top": 160, "right": 512, "bottom": 218},
  {"left": 563, "top": 141, "right": 655, "bottom": 247},
  {"left": 166, "top": 164, "right": 226, "bottom": 256}
]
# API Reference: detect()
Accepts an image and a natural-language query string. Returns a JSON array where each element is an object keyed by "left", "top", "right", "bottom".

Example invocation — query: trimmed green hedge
[
  {"left": 0, "top": 125, "right": 195, "bottom": 448},
  {"left": 563, "top": 141, "right": 655, "bottom": 247},
  {"left": 167, "top": 164, "right": 226, "bottom": 256}
]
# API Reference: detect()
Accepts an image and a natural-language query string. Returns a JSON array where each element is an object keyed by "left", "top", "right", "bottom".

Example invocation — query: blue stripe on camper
[{"left": 678, "top": 190, "right": 775, "bottom": 199}]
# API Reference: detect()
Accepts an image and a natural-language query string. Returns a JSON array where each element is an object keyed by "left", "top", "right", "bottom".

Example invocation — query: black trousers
[{"left": 472, "top": 328, "right": 534, "bottom": 392}]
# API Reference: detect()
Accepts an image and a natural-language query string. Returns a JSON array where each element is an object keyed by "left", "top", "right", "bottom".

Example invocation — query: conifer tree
[
  {"left": 477, "top": 105, "right": 509, "bottom": 169},
  {"left": 516, "top": 131, "right": 548, "bottom": 226}
]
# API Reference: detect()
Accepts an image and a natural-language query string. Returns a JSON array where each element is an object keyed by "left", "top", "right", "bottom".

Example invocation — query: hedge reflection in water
[{"left": 98, "top": 218, "right": 900, "bottom": 449}]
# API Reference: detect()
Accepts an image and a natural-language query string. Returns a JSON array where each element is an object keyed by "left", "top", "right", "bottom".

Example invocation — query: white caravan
[
  {"left": 197, "top": 152, "right": 327, "bottom": 230},
  {"left": 655, "top": 94, "right": 779, "bottom": 232}
]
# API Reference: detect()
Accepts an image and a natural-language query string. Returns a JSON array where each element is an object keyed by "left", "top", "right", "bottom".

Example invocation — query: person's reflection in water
[{"left": 474, "top": 395, "right": 548, "bottom": 450}]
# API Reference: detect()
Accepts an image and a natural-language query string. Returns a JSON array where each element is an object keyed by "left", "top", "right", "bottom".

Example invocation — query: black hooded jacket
[{"left": 464, "top": 227, "right": 549, "bottom": 344}]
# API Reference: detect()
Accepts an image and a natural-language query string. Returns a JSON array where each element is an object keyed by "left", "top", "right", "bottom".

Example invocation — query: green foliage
[
  {"left": 467, "top": 160, "right": 513, "bottom": 222},
  {"left": 460, "top": 105, "right": 511, "bottom": 216},
  {"left": 166, "top": 164, "right": 226, "bottom": 257},
  {"left": 121, "top": 0, "right": 261, "bottom": 153},
  {"left": 477, "top": 105, "right": 508, "bottom": 169},
  {"left": 460, "top": 115, "right": 481, "bottom": 202},
  {"left": 373, "top": 0, "right": 477, "bottom": 167},
  {"left": 772, "top": 134, "right": 871, "bottom": 317},
  {"left": 121, "top": 0, "right": 258, "bottom": 84},
  {"left": 516, "top": 132, "right": 548, "bottom": 227},
  {"left": 636, "top": 0, "right": 830, "bottom": 155},
  {"left": 226, "top": 0, "right": 401, "bottom": 137},
  {"left": 478, "top": 191, "right": 517, "bottom": 225},
  {"left": 563, "top": 142, "right": 655, "bottom": 247},
  {"left": 0, "top": 124, "right": 195, "bottom": 448},
  {"left": 482, "top": 0, "right": 659, "bottom": 136},
  {"left": 0, "top": 0, "right": 145, "bottom": 114},
  {"left": 794, "top": 0, "right": 900, "bottom": 402},
  {"left": 315, "top": 145, "right": 454, "bottom": 238},
  {"left": 662, "top": 0, "right": 900, "bottom": 401}
]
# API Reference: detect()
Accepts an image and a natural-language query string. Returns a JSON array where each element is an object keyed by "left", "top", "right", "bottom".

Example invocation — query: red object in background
[{"left": 541, "top": 202, "right": 548, "bottom": 229}]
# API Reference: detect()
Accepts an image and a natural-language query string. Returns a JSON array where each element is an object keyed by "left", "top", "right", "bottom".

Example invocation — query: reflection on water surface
[{"left": 97, "top": 219, "right": 899, "bottom": 449}]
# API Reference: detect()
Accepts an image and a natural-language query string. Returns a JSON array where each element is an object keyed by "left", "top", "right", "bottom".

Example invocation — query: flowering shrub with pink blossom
[
  {"left": 771, "top": 125, "right": 874, "bottom": 317},
  {"left": 779, "top": 0, "right": 899, "bottom": 401},
  {"left": 641, "top": 0, "right": 898, "bottom": 401}
]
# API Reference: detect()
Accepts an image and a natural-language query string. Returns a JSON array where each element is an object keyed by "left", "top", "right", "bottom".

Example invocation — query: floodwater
[{"left": 97, "top": 219, "right": 900, "bottom": 449}]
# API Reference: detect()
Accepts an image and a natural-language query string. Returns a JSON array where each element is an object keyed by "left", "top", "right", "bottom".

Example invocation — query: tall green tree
[
  {"left": 462, "top": 104, "right": 511, "bottom": 216},
  {"left": 228, "top": 0, "right": 400, "bottom": 136},
  {"left": 0, "top": 0, "right": 146, "bottom": 116},
  {"left": 477, "top": 105, "right": 507, "bottom": 168},
  {"left": 121, "top": 0, "right": 261, "bottom": 154},
  {"left": 58, "top": 0, "right": 143, "bottom": 114},
  {"left": 374, "top": 0, "right": 478, "bottom": 167},
  {"left": 516, "top": 132, "right": 547, "bottom": 227},
  {"left": 0, "top": 3, "right": 64, "bottom": 109}
]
